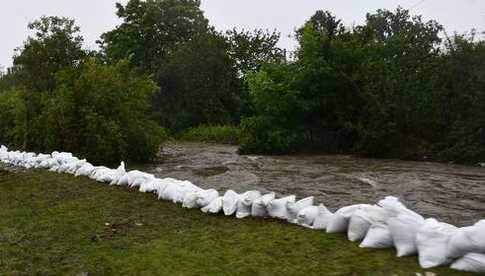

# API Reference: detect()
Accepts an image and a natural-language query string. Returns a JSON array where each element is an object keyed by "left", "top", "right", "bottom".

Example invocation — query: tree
[
  {"left": 99, "top": 0, "right": 208, "bottom": 73},
  {"left": 441, "top": 33, "right": 485, "bottom": 163},
  {"left": 13, "top": 16, "right": 87, "bottom": 93},
  {"left": 43, "top": 59, "right": 165, "bottom": 164},
  {"left": 154, "top": 32, "right": 244, "bottom": 131},
  {"left": 11, "top": 16, "right": 88, "bottom": 150},
  {"left": 225, "top": 29, "right": 284, "bottom": 77},
  {"left": 356, "top": 7, "right": 445, "bottom": 158}
]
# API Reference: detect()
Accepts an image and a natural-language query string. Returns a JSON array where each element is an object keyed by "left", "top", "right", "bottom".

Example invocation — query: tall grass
[{"left": 178, "top": 125, "right": 240, "bottom": 145}]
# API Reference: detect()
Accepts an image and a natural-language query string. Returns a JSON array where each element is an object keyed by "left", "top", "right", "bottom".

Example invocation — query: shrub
[{"left": 179, "top": 125, "right": 240, "bottom": 145}]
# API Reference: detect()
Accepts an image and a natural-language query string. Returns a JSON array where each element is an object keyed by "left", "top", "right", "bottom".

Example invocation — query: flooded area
[{"left": 138, "top": 142, "right": 485, "bottom": 226}]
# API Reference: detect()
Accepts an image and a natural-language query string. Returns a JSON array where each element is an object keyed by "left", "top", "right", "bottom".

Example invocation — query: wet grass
[
  {"left": 0, "top": 167, "right": 473, "bottom": 276},
  {"left": 178, "top": 125, "right": 240, "bottom": 145}
]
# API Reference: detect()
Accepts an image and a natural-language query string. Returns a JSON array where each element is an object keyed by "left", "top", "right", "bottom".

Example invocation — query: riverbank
[{"left": 0, "top": 166, "right": 472, "bottom": 275}]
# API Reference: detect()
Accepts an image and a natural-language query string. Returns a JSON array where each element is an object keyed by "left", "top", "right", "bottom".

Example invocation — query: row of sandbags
[{"left": 0, "top": 145, "right": 484, "bottom": 273}]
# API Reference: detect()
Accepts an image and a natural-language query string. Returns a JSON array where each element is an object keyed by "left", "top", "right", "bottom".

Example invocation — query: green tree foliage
[
  {"left": 240, "top": 11, "right": 364, "bottom": 154},
  {"left": 0, "top": 89, "right": 27, "bottom": 148},
  {"left": 356, "top": 8, "right": 445, "bottom": 158},
  {"left": 154, "top": 32, "right": 244, "bottom": 131},
  {"left": 99, "top": 0, "right": 208, "bottom": 72},
  {"left": 13, "top": 16, "right": 87, "bottom": 93},
  {"left": 225, "top": 28, "right": 285, "bottom": 76},
  {"left": 441, "top": 33, "right": 485, "bottom": 163},
  {"left": 240, "top": 7, "right": 485, "bottom": 163},
  {"left": 42, "top": 59, "right": 165, "bottom": 164},
  {"left": 10, "top": 16, "right": 89, "bottom": 150}
]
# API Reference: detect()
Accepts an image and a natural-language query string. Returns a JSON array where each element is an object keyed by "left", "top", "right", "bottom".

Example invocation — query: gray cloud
[{"left": 1, "top": 0, "right": 484, "bottom": 68}]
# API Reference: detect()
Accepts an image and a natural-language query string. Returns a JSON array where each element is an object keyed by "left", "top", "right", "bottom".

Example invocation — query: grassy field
[{"left": 0, "top": 166, "right": 473, "bottom": 276}]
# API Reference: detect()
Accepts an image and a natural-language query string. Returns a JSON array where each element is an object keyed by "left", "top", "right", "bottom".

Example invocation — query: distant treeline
[{"left": 0, "top": 0, "right": 484, "bottom": 164}]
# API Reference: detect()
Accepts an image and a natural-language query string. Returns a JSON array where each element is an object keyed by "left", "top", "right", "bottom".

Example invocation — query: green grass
[
  {"left": 0, "top": 167, "right": 473, "bottom": 276},
  {"left": 178, "top": 125, "right": 240, "bottom": 145}
]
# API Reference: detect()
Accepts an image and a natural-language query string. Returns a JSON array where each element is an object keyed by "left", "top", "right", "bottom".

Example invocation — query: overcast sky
[{"left": 1, "top": 0, "right": 484, "bottom": 68}]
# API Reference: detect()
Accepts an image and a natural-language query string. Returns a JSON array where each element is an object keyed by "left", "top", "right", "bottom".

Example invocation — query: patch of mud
[{"left": 135, "top": 142, "right": 485, "bottom": 226}]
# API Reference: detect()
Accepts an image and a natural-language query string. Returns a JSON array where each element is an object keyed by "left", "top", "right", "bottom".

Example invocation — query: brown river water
[{"left": 137, "top": 142, "right": 485, "bottom": 227}]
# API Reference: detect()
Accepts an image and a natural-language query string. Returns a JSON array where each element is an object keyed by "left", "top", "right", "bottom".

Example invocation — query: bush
[
  {"left": 179, "top": 125, "right": 240, "bottom": 145},
  {"left": 42, "top": 59, "right": 166, "bottom": 164},
  {"left": 0, "top": 89, "right": 27, "bottom": 148}
]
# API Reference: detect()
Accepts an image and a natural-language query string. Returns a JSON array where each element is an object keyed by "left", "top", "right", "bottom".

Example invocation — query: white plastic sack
[
  {"left": 360, "top": 223, "right": 393, "bottom": 249},
  {"left": 447, "top": 220, "right": 485, "bottom": 259},
  {"left": 267, "top": 195, "right": 296, "bottom": 220},
  {"left": 139, "top": 178, "right": 165, "bottom": 193},
  {"left": 388, "top": 213, "right": 425, "bottom": 257},
  {"left": 251, "top": 192, "right": 276, "bottom": 217},
  {"left": 196, "top": 189, "right": 220, "bottom": 208},
  {"left": 222, "top": 190, "right": 240, "bottom": 216},
  {"left": 287, "top": 197, "right": 314, "bottom": 224},
  {"left": 312, "top": 205, "right": 334, "bottom": 230},
  {"left": 416, "top": 218, "right": 458, "bottom": 269},
  {"left": 159, "top": 179, "right": 201, "bottom": 203},
  {"left": 201, "top": 197, "right": 223, "bottom": 214},
  {"left": 348, "top": 205, "right": 390, "bottom": 242},
  {"left": 75, "top": 163, "right": 95, "bottom": 177},
  {"left": 327, "top": 204, "right": 370, "bottom": 233},
  {"left": 236, "top": 191, "right": 262, "bottom": 219},
  {"left": 297, "top": 205, "right": 320, "bottom": 227},
  {"left": 451, "top": 253, "right": 485, "bottom": 273},
  {"left": 183, "top": 189, "right": 219, "bottom": 209}
]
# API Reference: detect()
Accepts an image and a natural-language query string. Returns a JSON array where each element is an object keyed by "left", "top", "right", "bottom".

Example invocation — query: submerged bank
[{"left": 137, "top": 142, "right": 485, "bottom": 227}]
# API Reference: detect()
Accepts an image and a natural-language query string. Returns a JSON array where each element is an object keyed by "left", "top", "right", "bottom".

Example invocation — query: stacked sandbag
[
  {"left": 416, "top": 218, "right": 459, "bottom": 268},
  {"left": 447, "top": 220, "right": 485, "bottom": 259},
  {"left": 326, "top": 204, "right": 371, "bottom": 233},
  {"left": 297, "top": 205, "right": 321, "bottom": 228},
  {"left": 267, "top": 195, "right": 296, "bottom": 219},
  {"left": 222, "top": 190, "right": 240, "bottom": 216},
  {"left": 359, "top": 197, "right": 424, "bottom": 250},
  {"left": 451, "top": 253, "right": 485, "bottom": 273},
  {"left": 236, "top": 191, "right": 261, "bottom": 219},
  {"left": 201, "top": 197, "right": 224, "bottom": 214},
  {"left": 287, "top": 197, "right": 314, "bottom": 224},
  {"left": 251, "top": 192, "right": 276, "bottom": 217},
  {"left": 312, "top": 205, "right": 334, "bottom": 230}
]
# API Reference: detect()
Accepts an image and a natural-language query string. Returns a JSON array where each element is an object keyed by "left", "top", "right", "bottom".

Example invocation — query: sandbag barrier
[{"left": 1, "top": 145, "right": 484, "bottom": 274}]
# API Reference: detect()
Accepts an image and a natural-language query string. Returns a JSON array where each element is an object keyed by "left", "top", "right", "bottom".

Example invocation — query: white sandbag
[
  {"left": 251, "top": 192, "right": 276, "bottom": 217},
  {"left": 139, "top": 178, "right": 167, "bottom": 193},
  {"left": 297, "top": 205, "right": 320, "bottom": 227},
  {"left": 360, "top": 223, "right": 393, "bottom": 249},
  {"left": 196, "top": 189, "right": 220, "bottom": 208},
  {"left": 312, "top": 205, "right": 334, "bottom": 230},
  {"left": 183, "top": 189, "right": 219, "bottom": 209},
  {"left": 75, "top": 163, "right": 95, "bottom": 177},
  {"left": 447, "top": 220, "right": 485, "bottom": 259},
  {"left": 201, "top": 197, "right": 223, "bottom": 214},
  {"left": 182, "top": 191, "right": 199, "bottom": 208},
  {"left": 222, "top": 190, "right": 240, "bottom": 216},
  {"left": 348, "top": 205, "right": 390, "bottom": 242},
  {"left": 267, "top": 195, "right": 296, "bottom": 220},
  {"left": 236, "top": 191, "right": 262, "bottom": 219},
  {"left": 388, "top": 213, "right": 425, "bottom": 257},
  {"left": 326, "top": 204, "right": 370, "bottom": 233},
  {"left": 159, "top": 179, "right": 201, "bottom": 203},
  {"left": 287, "top": 197, "right": 314, "bottom": 224},
  {"left": 451, "top": 253, "right": 485, "bottom": 273},
  {"left": 416, "top": 218, "right": 458, "bottom": 269}
]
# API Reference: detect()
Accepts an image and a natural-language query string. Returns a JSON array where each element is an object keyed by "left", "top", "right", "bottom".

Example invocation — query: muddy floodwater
[{"left": 138, "top": 142, "right": 485, "bottom": 226}]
